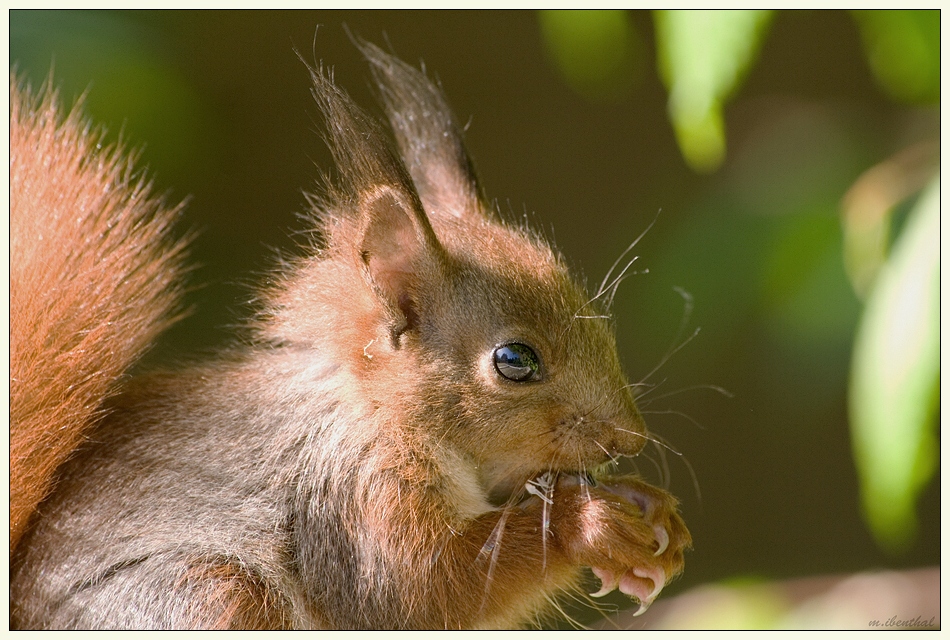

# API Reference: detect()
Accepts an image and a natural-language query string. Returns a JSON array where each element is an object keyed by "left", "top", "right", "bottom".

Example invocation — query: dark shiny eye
[{"left": 493, "top": 343, "right": 540, "bottom": 382}]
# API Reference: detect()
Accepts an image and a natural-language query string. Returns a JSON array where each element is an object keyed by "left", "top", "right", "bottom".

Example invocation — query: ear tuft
[{"left": 357, "top": 39, "right": 484, "bottom": 223}]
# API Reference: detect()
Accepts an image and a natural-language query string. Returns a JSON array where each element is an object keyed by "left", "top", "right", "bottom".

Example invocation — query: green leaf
[
  {"left": 852, "top": 10, "right": 940, "bottom": 104},
  {"left": 849, "top": 176, "right": 939, "bottom": 552},
  {"left": 653, "top": 9, "right": 773, "bottom": 172},
  {"left": 538, "top": 10, "right": 641, "bottom": 100}
]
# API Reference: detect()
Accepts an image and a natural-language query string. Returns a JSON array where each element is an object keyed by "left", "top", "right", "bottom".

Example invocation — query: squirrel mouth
[{"left": 487, "top": 468, "right": 602, "bottom": 508}]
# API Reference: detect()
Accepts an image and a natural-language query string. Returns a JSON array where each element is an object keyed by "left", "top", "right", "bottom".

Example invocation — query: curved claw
[
  {"left": 618, "top": 565, "right": 666, "bottom": 615},
  {"left": 631, "top": 600, "right": 651, "bottom": 617},
  {"left": 633, "top": 566, "right": 666, "bottom": 603},
  {"left": 589, "top": 566, "right": 620, "bottom": 598},
  {"left": 653, "top": 524, "right": 669, "bottom": 556}
]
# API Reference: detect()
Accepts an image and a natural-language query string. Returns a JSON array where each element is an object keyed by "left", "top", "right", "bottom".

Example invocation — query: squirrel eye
[{"left": 493, "top": 343, "right": 540, "bottom": 382}]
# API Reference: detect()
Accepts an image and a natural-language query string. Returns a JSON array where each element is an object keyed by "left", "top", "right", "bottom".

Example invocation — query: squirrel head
[{"left": 260, "top": 42, "right": 647, "bottom": 505}]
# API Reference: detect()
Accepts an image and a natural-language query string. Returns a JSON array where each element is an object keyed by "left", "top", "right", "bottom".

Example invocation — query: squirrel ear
[
  {"left": 304, "top": 57, "right": 447, "bottom": 343},
  {"left": 358, "top": 40, "right": 484, "bottom": 223},
  {"left": 359, "top": 186, "right": 444, "bottom": 342}
]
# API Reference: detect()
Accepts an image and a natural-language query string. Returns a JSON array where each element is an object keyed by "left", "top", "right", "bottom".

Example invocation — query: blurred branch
[{"left": 841, "top": 140, "right": 939, "bottom": 297}]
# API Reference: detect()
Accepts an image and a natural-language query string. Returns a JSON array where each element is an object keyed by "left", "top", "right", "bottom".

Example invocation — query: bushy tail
[{"left": 10, "top": 75, "right": 189, "bottom": 551}]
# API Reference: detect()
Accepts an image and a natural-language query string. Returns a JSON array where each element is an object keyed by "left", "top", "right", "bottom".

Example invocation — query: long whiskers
[
  {"left": 596, "top": 210, "right": 660, "bottom": 302},
  {"left": 640, "top": 408, "right": 708, "bottom": 431},
  {"left": 637, "top": 325, "right": 700, "bottom": 389},
  {"left": 612, "top": 426, "right": 682, "bottom": 457},
  {"left": 475, "top": 506, "right": 511, "bottom": 617},
  {"left": 632, "top": 285, "right": 699, "bottom": 390},
  {"left": 590, "top": 437, "right": 622, "bottom": 468},
  {"left": 559, "top": 213, "right": 660, "bottom": 345},
  {"left": 525, "top": 469, "right": 557, "bottom": 572},
  {"left": 633, "top": 430, "right": 702, "bottom": 503},
  {"left": 636, "top": 383, "right": 733, "bottom": 408},
  {"left": 542, "top": 590, "right": 593, "bottom": 630},
  {"left": 654, "top": 434, "right": 702, "bottom": 504},
  {"left": 567, "top": 255, "right": 646, "bottom": 329},
  {"left": 576, "top": 451, "right": 594, "bottom": 503},
  {"left": 635, "top": 445, "right": 669, "bottom": 489}
]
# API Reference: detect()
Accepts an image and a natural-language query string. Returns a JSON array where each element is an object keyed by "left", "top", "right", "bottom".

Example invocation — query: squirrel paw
[{"left": 553, "top": 474, "right": 690, "bottom": 615}]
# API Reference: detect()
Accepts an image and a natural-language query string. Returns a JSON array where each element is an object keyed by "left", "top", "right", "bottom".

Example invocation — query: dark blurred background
[{"left": 10, "top": 10, "right": 939, "bottom": 628}]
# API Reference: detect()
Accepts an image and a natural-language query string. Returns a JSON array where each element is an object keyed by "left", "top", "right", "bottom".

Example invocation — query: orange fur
[{"left": 9, "top": 76, "right": 188, "bottom": 551}]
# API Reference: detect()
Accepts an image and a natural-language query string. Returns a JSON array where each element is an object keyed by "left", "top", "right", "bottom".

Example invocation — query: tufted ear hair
[
  {"left": 357, "top": 39, "right": 484, "bottom": 223},
  {"left": 306, "top": 58, "right": 446, "bottom": 344}
]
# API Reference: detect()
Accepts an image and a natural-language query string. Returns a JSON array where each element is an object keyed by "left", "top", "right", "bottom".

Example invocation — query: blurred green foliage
[
  {"left": 852, "top": 9, "right": 940, "bottom": 104},
  {"left": 538, "top": 10, "right": 641, "bottom": 100},
  {"left": 653, "top": 10, "right": 774, "bottom": 173},
  {"left": 10, "top": 10, "right": 209, "bottom": 192},
  {"left": 540, "top": 9, "right": 939, "bottom": 553},
  {"left": 849, "top": 178, "right": 939, "bottom": 552}
]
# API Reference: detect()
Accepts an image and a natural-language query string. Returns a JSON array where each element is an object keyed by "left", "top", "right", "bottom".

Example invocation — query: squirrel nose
[
  {"left": 611, "top": 420, "right": 647, "bottom": 458},
  {"left": 610, "top": 396, "right": 648, "bottom": 458}
]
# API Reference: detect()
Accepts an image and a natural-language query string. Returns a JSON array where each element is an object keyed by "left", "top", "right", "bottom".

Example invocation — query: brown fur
[
  {"left": 175, "top": 561, "right": 291, "bottom": 629},
  {"left": 10, "top": 43, "right": 689, "bottom": 629}
]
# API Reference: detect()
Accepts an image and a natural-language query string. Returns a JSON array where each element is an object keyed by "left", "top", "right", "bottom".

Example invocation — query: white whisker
[
  {"left": 605, "top": 266, "right": 649, "bottom": 310},
  {"left": 639, "top": 449, "right": 667, "bottom": 488},
  {"left": 596, "top": 255, "right": 639, "bottom": 306},
  {"left": 636, "top": 326, "right": 700, "bottom": 388},
  {"left": 639, "top": 383, "right": 733, "bottom": 405},
  {"left": 596, "top": 210, "right": 660, "bottom": 299},
  {"left": 613, "top": 427, "right": 682, "bottom": 456},
  {"left": 472, "top": 507, "right": 511, "bottom": 624},
  {"left": 640, "top": 408, "right": 707, "bottom": 431},
  {"left": 525, "top": 470, "right": 557, "bottom": 572},
  {"left": 543, "top": 591, "right": 590, "bottom": 630}
]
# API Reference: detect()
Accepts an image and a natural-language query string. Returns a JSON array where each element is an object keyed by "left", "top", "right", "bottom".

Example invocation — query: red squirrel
[{"left": 10, "top": 41, "right": 690, "bottom": 629}]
